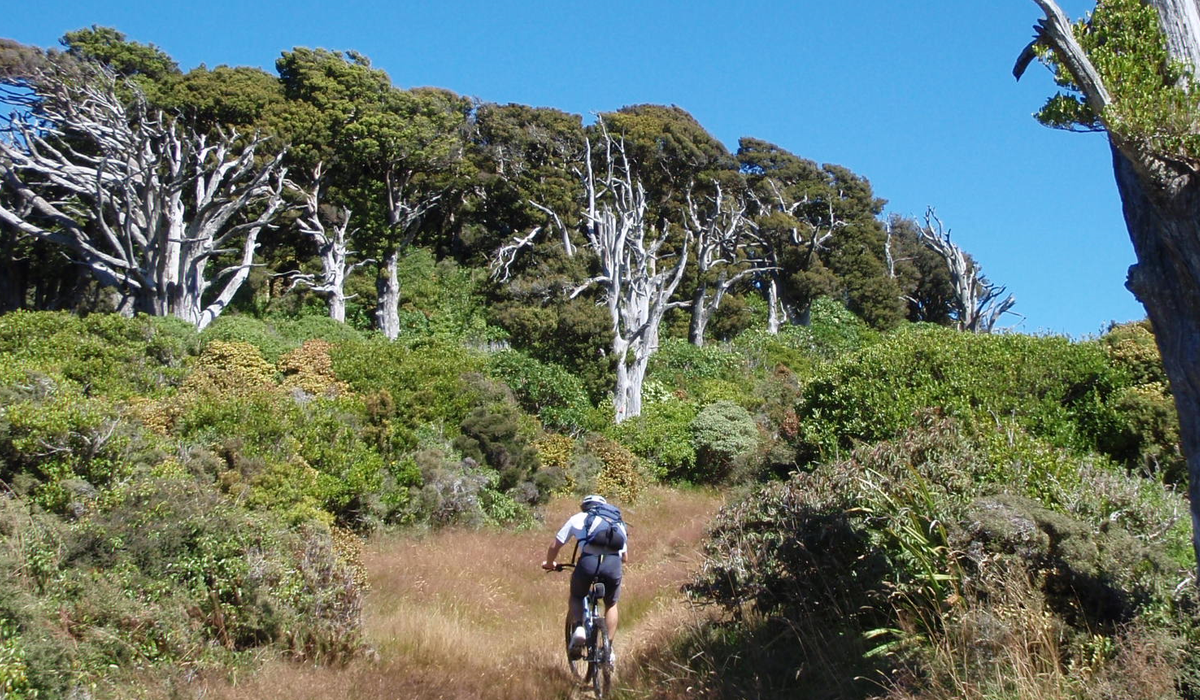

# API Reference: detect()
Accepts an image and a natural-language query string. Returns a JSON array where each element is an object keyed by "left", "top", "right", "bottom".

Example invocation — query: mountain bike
[{"left": 553, "top": 562, "right": 613, "bottom": 698}]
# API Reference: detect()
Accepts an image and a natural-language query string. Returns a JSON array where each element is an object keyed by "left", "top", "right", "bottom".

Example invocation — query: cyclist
[{"left": 541, "top": 494, "right": 628, "bottom": 663}]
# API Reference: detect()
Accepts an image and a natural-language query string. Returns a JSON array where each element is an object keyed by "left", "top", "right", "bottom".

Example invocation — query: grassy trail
[{"left": 205, "top": 487, "right": 724, "bottom": 700}]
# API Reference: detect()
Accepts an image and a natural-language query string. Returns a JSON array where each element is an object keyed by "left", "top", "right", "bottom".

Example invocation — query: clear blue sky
[{"left": 8, "top": 0, "right": 1141, "bottom": 338}]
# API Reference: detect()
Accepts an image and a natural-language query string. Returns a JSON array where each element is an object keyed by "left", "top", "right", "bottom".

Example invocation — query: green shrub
[
  {"left": 0, "top": 377, "right": 164, "bottom": 515},
  {"left": 200, "top": 313, "right": 367, "bottom": 363},
  {"left": 730, "top": 297, "right": 881, "bottom": 377},
  {"left": 332, "top": 338, "right": 485, "bottom": 437},
  {"left": 454, "top": 402, "right": 542, "bottom": 503},
  {"left": 395, "top": 250, "right": 496, "bottom": 342},
  {"left": 405, "top": 445, "right": 492, "bottom": 527},
  {"left": 289, "top": 396, "right": 386, "bottom": 528},
  {"left": 608, "top": 399, "right": 697, "bottom": 480},
  {"left": 487, "top": 350, "right": 594, "bottom": 433},
  {"left": 0, "top": 311, "right": 196, "bottom": 398},
  {"left": 200, "top": 314, "right": 295, "bottom": 363},
  {"left": 174, "top": 388, "right": 384, "bottom": 528},
  {"left": 687, "top": 413, "right": 1195, "bottom": 697},
  {"left": 584, "top": 436, "right": 649, "bottom": 504},
  {"left": 1101, "top": 320, "right": 1166, "bottom": 386},
  {"left": 650, "top": 338, "right": 746, "bottom": 386},
  {"left": 796, "top": 326, "right": 1131, "bottom": 464},
  {"left": 0, "top": 472, "right": 363, "bottom": 696},
  {"left": 279, "top": 339, "right": 350, "bottom": 397},
  {"left": 690, "top": 401, "right": 759, "bottom": 484},
  {"left": 0, "top": 618, "right": 33, "bottom": 700}
]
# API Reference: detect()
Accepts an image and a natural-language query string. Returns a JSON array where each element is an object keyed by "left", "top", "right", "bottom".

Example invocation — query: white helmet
[{"left": 581, "top": 494, "right": 607, "bottom": 509}]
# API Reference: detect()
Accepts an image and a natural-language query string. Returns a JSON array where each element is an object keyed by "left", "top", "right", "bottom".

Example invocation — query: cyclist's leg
[
  {"left": 598, "top": 555, "right": 623, "bottom": 641},
  {"left": 566, "top": 593, "right": 584, "bottom": 631},
  {"left": 567, "top": 557, "right": 597, "bottom": 637}
]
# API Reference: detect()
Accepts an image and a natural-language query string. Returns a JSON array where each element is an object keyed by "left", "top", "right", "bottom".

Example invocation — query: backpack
[{"left": 582, "top": 503, "right": 627, "bottom": 552}]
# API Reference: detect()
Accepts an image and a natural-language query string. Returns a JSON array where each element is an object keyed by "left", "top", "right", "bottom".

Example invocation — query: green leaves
[{"left": 1034, "top": 0, "right": 1200, "bottom": 160}]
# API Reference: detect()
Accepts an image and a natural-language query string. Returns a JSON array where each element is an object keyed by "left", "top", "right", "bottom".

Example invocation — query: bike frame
[{"left": 554, "top": 555, "right": 613, "bottom": 696}]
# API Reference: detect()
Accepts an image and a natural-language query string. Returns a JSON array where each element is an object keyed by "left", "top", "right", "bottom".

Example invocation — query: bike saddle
[{"left": 593, "top": 582, "right": 606, "bottom": 599}]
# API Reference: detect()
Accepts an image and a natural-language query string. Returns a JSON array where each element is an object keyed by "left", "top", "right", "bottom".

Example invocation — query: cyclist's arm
[{"left": 542, "top": 537, "right": 567, "bottom": 570}]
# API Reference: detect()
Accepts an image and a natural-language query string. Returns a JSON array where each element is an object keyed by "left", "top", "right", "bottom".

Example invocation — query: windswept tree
[
  {"left": 683, "top": 181, "right": 761, "bottom": 346},
  {"left": 1015, "top": 0, "right": 1200, "bottom": 573},
  {"left": 883, "top": 213, "right": 958, "bottom": 325},
  {"left": 283, "top": 162, "right": 371, "bottom": 322},
  {"left": 493, "top": 124, "right": 692, "bottom": 423},
  {"left": 0, "top": 53, "right": 287, "bottom": 329},
  {"left": 738, "top": 138, "right": 904, "bottom": 330},
  {"left": 276, "top": 48, "right": 471, "bottom": 339},
  {"left": 918, "top": 208, "right": 1016, "bottom": 332}
]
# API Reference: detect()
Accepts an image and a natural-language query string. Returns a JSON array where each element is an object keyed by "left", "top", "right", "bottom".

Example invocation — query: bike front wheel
[
  {"left": 590, "top": 620, "right": 612, "bottom": 698},
  {"left": 565, "top": 618, "right": 584, "bottom": 680}
]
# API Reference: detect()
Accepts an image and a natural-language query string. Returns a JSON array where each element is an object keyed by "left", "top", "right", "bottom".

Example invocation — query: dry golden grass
[{"left": 197, "top": 486, "right": 724, "bottom": 700}]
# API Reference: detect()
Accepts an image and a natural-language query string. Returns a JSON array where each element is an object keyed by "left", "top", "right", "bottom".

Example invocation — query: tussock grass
[{"left": 194, "top": 486, "right": 723, "bottom": 700}]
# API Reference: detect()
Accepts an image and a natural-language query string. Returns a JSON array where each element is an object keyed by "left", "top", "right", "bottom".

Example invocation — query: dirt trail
[{"left": 205, "top": 487, "right": 724, "bottom": 700}]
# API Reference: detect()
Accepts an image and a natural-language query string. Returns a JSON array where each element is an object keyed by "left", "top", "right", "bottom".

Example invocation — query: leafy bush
[
  {"left": 795, "top": 326, "right": 1134, "bottom": 465},
  {"left": 1096, "top": 321, "right": 1184, "bottom": 482},
  {"left": 731, "top": 297, "right": 881, "bottom": 377},
  {"left": 332, "top": 337, "right": 485, "bottom": 440},
  {"left": 0, "top": 375, "right": 164, "bottom": 515},
  {"left": 279, "top": 339, "right": 350, "bottom": 397},
  {"left": 649, "top": 338, "right": 746, "bottom": 388},
  {"left": 404, "top": 446, "right": 494, "bottom": 527},
  {"left": 687, "top": 413, "right": 1195, "bottom": 698},
  {"left": 1101, "top": 320, "right": 1167, "bottom": 386},
  {"left": 583, "top": 436, "right": 649, "bottom": 504},
  {"left": 395, "top": 250, "right": 496, "bottom": 342},
  {"left": 0, "top": 311, "right": 196, "bottom": 398},
  {"left": 454, "top": 402, "right": 542, "bottom": 503},
  {"left": 0, "top": 472, "right": 364, "bottom": 697},
  {"left": 689, "top": 401, "right": 759, "bottom": 483},
  {"left": 200, "top": 313, "right": 367, "bottom": 363},
  {"left": 487, "top": 350, "right": 594, "bottom": 433},
  {"left": 608, "top": 399, "right": 697, "bottom": 480}
]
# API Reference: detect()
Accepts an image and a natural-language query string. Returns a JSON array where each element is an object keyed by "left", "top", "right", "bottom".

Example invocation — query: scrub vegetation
[{"left": 0, "top": 18, "right": 1196, "bottom": 699}]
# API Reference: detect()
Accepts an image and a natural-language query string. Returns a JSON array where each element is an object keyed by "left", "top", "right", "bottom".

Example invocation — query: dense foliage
[
  {"left": 682, "top": 413, "right": 1196, "bottom": 698},
  {"left": 0, "top": 22, "right": 1191, "bottom": 700}
]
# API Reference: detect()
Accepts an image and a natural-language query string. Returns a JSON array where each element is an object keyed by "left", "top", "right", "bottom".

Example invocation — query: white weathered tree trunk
[
  {"left": 372, "top": 168, "right": 442, "bottom": 340},
  {"left": 285, "top": 164, "right": 369, "bottom": 323},
  {"left": 766, "top": 278, "right": 785, "bottom": 334},
  {"left": 375, "top": 248, "right": 402, "bottom": 340},
  {"left": 0, "top": 62, "right": 286, "bottom": 330},
  {"left": 684, "top": 184, "right": 759, "bottom": 346},
  {"left": 1021, "top": 0, "right": 1200, "bottom": 577},
  {"left": 493, "top": 127, "right": 692, "bottom": 423}
]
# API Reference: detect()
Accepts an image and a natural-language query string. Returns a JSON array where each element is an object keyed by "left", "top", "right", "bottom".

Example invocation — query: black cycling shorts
[{"left": 570, "top": 552, "right": 622, "bottom": 606}]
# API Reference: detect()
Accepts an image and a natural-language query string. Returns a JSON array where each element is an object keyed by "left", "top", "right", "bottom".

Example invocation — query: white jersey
[{"left": 555, "top": 511, "right": 628, "bottom": 556}]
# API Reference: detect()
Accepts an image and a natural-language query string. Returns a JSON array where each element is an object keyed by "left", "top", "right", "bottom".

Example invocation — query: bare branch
[{"left": 0, "top": 58, "right": 288, "bottom": 328}]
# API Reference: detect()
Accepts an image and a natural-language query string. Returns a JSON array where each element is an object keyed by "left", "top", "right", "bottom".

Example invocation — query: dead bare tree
[
  {"left": 492, "top": 124, "right": 692, "bottom": 423},
  {"left": 283, "top": 163, "right": 371, "bottom": 322},
  {"left": 683, "top": 182, "right": 762, "bottom": 346},
  {"left": 0, "top": 59, "right": 286, "bottom": 329},
  {"left": 919, "top": 208, "right": 1015, "bottom": 332}
]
